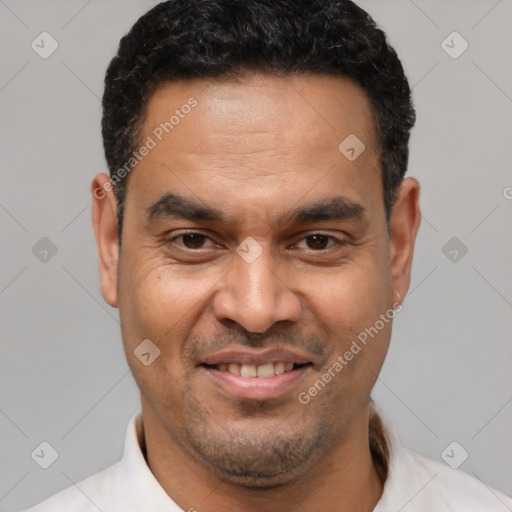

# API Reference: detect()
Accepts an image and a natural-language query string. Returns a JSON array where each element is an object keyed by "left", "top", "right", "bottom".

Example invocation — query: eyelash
[{"left": 167, "top": 230, "right": 347, "bottom": 252}]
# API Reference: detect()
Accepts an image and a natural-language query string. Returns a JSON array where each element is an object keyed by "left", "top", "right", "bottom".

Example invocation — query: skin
[{"left": 92, "top": 73, "right": 420, "bottom": 512}]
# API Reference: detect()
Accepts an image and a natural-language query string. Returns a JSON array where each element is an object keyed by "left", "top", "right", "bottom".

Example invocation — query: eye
[
  {"left": 295, "top": 234, "right": 342, "bottom": 251},
  {"left": 171, "top": 232, "right": 218, "bottom": 250}
]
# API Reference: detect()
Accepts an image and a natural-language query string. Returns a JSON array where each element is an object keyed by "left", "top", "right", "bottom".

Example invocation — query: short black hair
[{"left": 102, "top": 0, "right": 415, "bottom": 238}]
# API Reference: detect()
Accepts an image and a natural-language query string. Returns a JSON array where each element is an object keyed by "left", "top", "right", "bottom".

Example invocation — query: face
[{"left": 92, "top": 73, "right": 420, "bottom": 487}]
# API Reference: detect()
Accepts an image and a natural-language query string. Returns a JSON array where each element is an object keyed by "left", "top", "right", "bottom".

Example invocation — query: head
[{"left": 93, "top": 0, "right": 420, "bottom": 488}]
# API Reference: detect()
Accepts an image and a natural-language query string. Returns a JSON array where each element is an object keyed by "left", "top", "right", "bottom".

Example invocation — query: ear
[
  {"left": 91, "top": 173, "right": 119, "bottom": 308},
  {"left": 388, "top": 177, "right": 421, "bottom": 306}
]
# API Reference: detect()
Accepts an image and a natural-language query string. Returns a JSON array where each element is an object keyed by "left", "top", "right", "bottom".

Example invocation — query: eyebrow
[
  {"left": 282, "top": 196, "right": 364, "bottom": 225},
  {"left": 146, "top": 192, "right": 365, "bottom": 226},
  {"left": 146, "top": 193, "right": 223, "bottom": 222}
]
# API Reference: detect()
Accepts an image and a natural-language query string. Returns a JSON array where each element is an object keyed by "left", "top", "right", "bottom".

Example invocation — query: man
[{"left": 24, "top": 0, "right": 512, "bottom": 510}]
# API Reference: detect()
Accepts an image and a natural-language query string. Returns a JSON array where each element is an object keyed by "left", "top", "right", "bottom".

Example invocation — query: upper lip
[{"left": 202, "top": 347, "right": 314, "bottom": 366}]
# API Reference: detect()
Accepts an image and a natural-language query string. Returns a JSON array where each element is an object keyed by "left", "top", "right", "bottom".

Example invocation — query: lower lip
[{"left": 202, "top": 366, "right": 311, "bottom": 400}]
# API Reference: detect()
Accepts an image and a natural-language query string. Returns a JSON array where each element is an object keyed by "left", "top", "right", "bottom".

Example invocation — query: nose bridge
[
  {"left": 212, "top": 246, "right": 301, "bottom": 333},
  {"left": 238, "top": 253, "right": 279, "bottom": 311}
]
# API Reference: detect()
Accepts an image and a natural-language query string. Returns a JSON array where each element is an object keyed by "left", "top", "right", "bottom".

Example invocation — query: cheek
[
  {"left": 117, "top": 264, "right": 210, "bottom": 415},
  {"left": 305, "top": 256, "right": 393, "bottom": 381},
  {"left": 118, "top": 262, "right": 222, "bottom": 353},
  {"left": 310, "top": 258, "right": 392, "bottom": 330}
]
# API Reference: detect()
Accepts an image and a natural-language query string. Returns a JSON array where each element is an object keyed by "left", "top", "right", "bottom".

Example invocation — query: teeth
[
  {"left": 240, "top": 364, "right": 257, "bottom": 377},
  {"left": 216, "top": 361, "right": 300, "bottom": 377},
  {"left": 274, "top": 362, "right": 285, "bottom": 375},
  {"left": 228, "top": 363, "right": 240, "bottom": 375},
  {"left": 256, "top": 363, "right": 275, "bottom": 378}
]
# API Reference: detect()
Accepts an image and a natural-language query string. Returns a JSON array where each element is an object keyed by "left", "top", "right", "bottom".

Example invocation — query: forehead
[
  {"left": 126, "top": 73, "right": 382, "bottom": 225},
  {"left": 143, "top": 72, "right": 377, "bottom": 153}
]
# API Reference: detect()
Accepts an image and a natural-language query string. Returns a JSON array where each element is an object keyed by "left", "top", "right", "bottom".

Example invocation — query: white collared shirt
[{"left": 23, "top": 407, "right": 512, "bottom": 511}]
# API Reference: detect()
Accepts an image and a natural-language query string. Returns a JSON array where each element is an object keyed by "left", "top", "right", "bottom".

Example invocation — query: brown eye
[
  {"left": 305, "top": 234, "right": 330, "bottom": 250},
  {"left": 181, "top": 233, "right": 207, "bottom": 249}
]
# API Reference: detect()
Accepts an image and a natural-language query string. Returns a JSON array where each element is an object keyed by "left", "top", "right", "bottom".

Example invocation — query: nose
[{"left": 212, "top": 247, "right": 302, "bottom": 334}]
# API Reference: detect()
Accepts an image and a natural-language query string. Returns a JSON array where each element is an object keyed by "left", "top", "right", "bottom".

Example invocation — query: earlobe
[
  {"left": 91, "top": 173, "right": 120, "bottom": 308},
  {"left": 388, "top": 177, "right": 421, "bottom": 305}
]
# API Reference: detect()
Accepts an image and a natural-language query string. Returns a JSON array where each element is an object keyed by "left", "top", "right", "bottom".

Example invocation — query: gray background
[{"left": 1, "top": 0, "right": 511, "bottom": 510}]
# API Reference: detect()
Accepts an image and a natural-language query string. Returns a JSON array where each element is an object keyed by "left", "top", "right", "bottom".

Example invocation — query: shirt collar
[
  {"left": 119, "top": 413, "right": 182, "bottom": 511},
  {"left": 369, "top": 402, "right": 418, "bottom": 511}
]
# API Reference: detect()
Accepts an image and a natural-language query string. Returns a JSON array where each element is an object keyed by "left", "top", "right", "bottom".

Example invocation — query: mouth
[
  {"left": 199, "top": 349, "right": 314, "bottom": 400},
  {"left": 202, "top": 361, "right": 312, "bottom": 378}
]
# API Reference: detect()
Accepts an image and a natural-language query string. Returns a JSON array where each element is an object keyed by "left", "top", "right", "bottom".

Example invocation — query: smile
[
  {"left": 200, "top": 348, "right": 314, "bottom": 400},
  {"left": 205, "top": 361, "right": 311, "bottom": 378}
]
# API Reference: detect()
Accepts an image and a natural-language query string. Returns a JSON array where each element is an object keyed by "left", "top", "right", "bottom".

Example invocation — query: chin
[
  {"left": 184, "top": 410, "right": 327, "bottom": 489},
  {"left": 213, "top": 468, "right": 304, "bottom": 490},
  {"left": 194, "top": 445, "right": 316, "bottom": 490}
]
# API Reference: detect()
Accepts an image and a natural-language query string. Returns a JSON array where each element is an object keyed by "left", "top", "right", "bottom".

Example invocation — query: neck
[{"left": 141, "top": 401, "right": 385, "bottom": 512}]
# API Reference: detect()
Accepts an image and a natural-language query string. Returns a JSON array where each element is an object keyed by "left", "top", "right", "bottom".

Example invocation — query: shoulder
[
  {"left": 20, "top": 461, "right": 121, "bottom": 512},
  {"left": 371, "top": 404, "right": 512, "bottom": 512},
  {"left": 379, "top": 444, "right": 512, "bottom": 511},
  {"left": 411, "top": 449, "right": 512, "bottom": 509}
]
